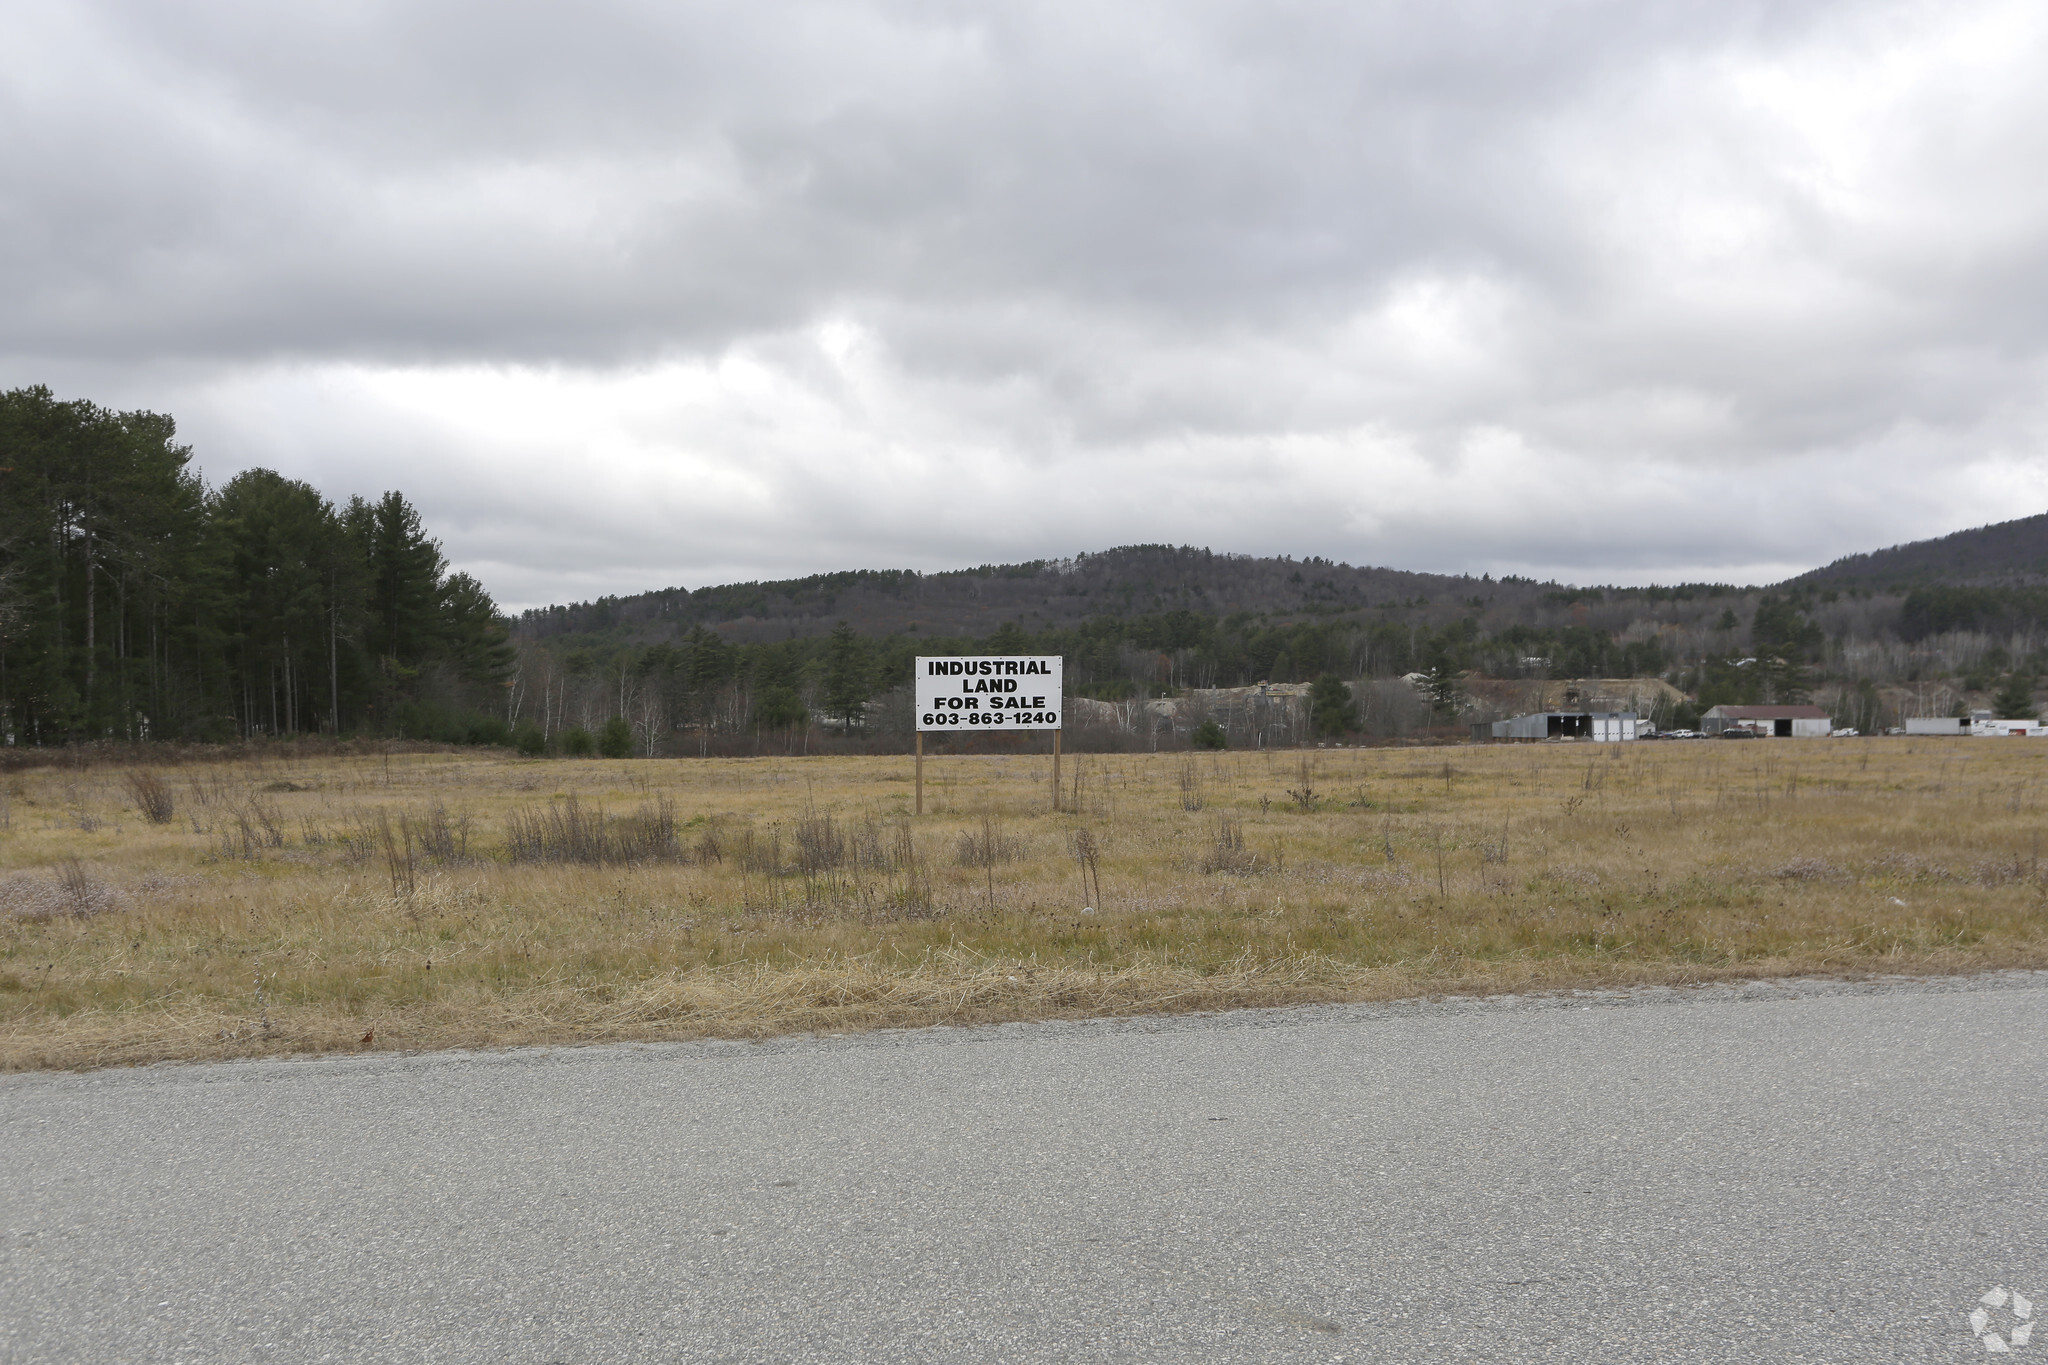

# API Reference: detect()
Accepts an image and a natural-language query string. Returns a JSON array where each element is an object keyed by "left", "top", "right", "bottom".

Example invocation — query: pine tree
[
  {"left": 352, "top": 491, "right": 446, "bottom": 664},
  {"left": 1751, "top": 595, "right": 1822, "bottom": 704},
  {"left": 1309, "top": 674, "right": 1355, "bottom": 736},
  {"left": 822, "top": 620, "right": 870, "bottom": 732},
  {"left": 438, "top": 572, "right": 515, "bottom": 684},
  {"left": 1994, "top": 673, "right": 2037, "bottom": 720},
  {"left": 754, "top": 685, "right": 807, "bottom": 732},
  {"left": 0, "top": 387, "right": 205, "bottom": 741},
  {"left": 209, "top": 470, "right": 349, "bottom": 737}
]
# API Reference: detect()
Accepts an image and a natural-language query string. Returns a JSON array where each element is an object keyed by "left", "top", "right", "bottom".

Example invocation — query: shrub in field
[
  {"left": 614, "top": 799, "right": 679, "bottom": 862},
  {"left": 1072, "top": 827, "right": 1104, "bottom": 906},
  {"left": 558, "top": 727, "right": 595, "bottom": 757},
  {"left": 1192, "top": 720, "right": 1227, "bottom": 750},
  {"left": 793, "top": 805, "right": 846, "bottom": 875},
  {"left": 505, "top": 795, "right": 678, "bottom": 865},
  {"left": 375, "top": 810, "right": 418, "bottom": 898},
  {"left": 1285, "top": 756, "right": 1321, "bottom": 812},
  {"left": 718, "top": 809, "right": 908, "bottom": 883},
  {"left": 733, "top": 823, "right": 784, "bottom": 876},
  {"left": 408, "top": 802, "right": 470, "bottom": 861},
  {"left": 848, "top": 813, "right": 909, "bottom": 873},
  {"left": 123, "top": 770, "right": 175, "bottom": 824},
  {"left": 956, "top": 810, "right": 1021, "bottom": 867},
  {"left": 507, "top": 796, "right": 607, "bottom": 863},
  {"left": 513, "top": 721, "right": 546, "bottom": 757},
  {"left": 218, "top": 800, "right": 287, "bottom": 860},
  {"left": 600, "top": 716, "right": 634, "bottom": 759},
  {"left": 1201, "top": 814, "right": 1262, "bottom": 874},
  {"left": 1, "top": 861, "right": 121, "bottom": 920}
]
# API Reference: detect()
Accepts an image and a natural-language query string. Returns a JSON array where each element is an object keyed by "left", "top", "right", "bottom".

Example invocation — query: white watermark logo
[{"left": 1971, "top": 1287, "right": 2035, "bottom": 1353}]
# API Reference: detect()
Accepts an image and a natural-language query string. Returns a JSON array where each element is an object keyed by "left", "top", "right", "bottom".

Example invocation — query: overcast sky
[{"left": 6, "top": 1, "right": 2047, "bottom": 608}]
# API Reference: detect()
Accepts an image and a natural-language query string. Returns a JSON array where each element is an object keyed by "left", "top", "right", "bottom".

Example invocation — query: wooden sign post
[{"left": 914, "top": 655, "right": 1064, "bottom": 815}]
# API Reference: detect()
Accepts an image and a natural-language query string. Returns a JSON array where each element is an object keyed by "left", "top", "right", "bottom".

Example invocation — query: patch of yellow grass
[{"left": 4, "top": 739, "right": 2046, "bottom": 1069}]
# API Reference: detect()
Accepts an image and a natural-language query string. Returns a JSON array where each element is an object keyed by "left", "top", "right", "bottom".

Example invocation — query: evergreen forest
[{"left": 0, "top": 386, "right": 512, "bottom": 747}]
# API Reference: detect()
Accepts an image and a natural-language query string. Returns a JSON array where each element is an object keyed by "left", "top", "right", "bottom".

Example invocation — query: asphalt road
[{"left": 5, "top": 974, "right": 2047, "bottom": 1364}]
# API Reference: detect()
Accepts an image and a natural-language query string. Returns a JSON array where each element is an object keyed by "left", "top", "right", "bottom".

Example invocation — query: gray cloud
[{"left": 5, "top": 1, "right": 2046, "bottom": 606}]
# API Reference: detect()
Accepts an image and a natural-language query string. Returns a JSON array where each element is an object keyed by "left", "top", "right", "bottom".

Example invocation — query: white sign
[{"left": 915, "top": 656, "right": 1063, "bottom": 732}]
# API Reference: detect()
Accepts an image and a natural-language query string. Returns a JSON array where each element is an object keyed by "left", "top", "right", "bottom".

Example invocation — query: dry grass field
[{"left": 4, "top": 738, "right": 2047, "bottom": 1070}]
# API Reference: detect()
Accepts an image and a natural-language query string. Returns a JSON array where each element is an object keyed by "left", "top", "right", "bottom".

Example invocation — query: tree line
[
  {"left": 502, "top": 604, "right": 1688, "bottom": 753},
  {"left": 13, "top": 383, "right": 2041, "bottom": 753},
  {"left": 0, "top": 386, "right": 511, "bottom": 746},
  {"left": 506, "top": 579, "right": 2048, "bottom": 749}
]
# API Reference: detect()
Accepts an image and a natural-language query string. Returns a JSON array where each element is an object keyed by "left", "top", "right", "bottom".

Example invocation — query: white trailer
[{"left": 1972, "top": 718, "right": 2047, "bottom": 737}]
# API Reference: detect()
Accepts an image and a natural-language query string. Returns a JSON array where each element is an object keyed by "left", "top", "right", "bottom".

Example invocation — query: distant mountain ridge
[
  {"left": 515, "top": 544, "right": 1565, "bottom": 644},
  {"left": 514, "top": 511, "right": 2048, "bottom": 648},
  {"left": 1788, "top": 511, "right": 2048, "bottom": 590}
]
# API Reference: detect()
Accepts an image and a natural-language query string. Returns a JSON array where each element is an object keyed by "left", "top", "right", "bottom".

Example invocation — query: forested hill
[
  {"left": 525, "top": 509, "right": 2048, "bottom": 648},
  {"left": 1788, "top": 511, "right": 2048, "bottom": 590},
  {"left": 512, "top": 545, "right": 1776, "bottom": 718},
  {"left": 518, "top": 546, "right": 1590, "bottom": 645},
  {"left": 508, "top": 524, "right": 2048, "bottom": 743}
]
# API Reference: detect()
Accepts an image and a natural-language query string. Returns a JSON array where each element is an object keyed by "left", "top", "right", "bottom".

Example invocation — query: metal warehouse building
[
  {"left": 1701, "top": 704, "right": 1831, "bottom": 737},
  {"left": 1485, "top": 711, "right": 1641, "bottom": 742}
]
